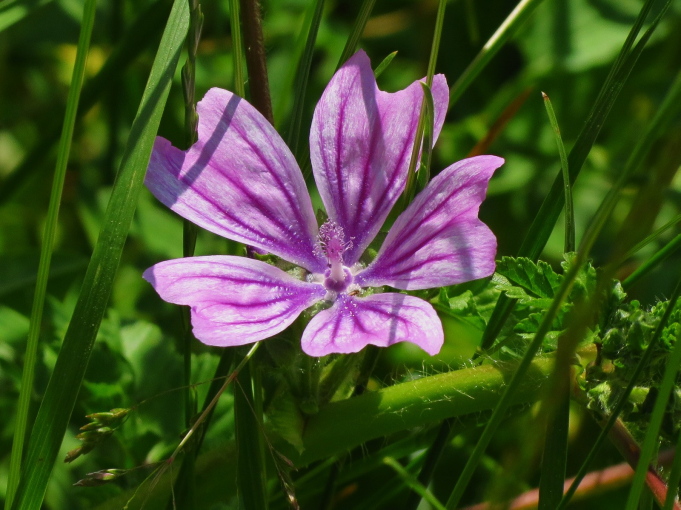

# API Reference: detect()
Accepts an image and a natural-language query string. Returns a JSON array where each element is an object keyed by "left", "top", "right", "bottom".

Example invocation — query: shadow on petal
[{"left": 300, "top": 293, "right": 443, "bottom": 356}]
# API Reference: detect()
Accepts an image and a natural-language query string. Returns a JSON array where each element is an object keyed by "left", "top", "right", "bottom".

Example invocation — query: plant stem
[{"left": 239, "top": 0, "right": 272, "bottom": 123}]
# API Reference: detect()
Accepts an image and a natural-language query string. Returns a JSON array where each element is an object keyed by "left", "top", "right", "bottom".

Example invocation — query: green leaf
[
  {"left": 10, "top": 2, "right": 190, "bottom": 508},
  {"left": 435, "top": 284, "right": 500, "bottom": 332},
  {"left": 495, "top": 256, "right": 564, "bottom": 301}
]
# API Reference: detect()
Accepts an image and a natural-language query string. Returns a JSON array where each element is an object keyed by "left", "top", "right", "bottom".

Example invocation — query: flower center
[{"left": 316, "top": 220, "right": 353, "bottom": 292}]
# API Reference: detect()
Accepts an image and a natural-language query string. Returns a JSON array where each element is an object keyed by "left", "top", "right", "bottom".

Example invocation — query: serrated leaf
[
  {"left": 496, "top": 256, "right": 564, "bottom": 300},
  {"left": 494, "top": 278, "right": 555, "bottom": 309}
]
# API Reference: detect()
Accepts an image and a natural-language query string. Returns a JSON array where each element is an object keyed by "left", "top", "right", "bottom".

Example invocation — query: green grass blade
[
  {"left": 419, "top": 83, "right": 435, "bottom": 181},
  {"left": 445, "top": 258, "right": 583, "bottom": 509},
  {"left": 625, "top": 312, "right": 681, "bottom": 508},
  {"left": 228, "top": 0, "right": 245, "bottom": 97},
  {"left": 449, "top": 0, "right": 545, "bottom": 109},
  {"left": 0, "top": 0, "right": 171, "bottom": 207},
  {"left": 479, "top": 0, "right": 669, "bottom": 352},
  {"left": 0, "top": 0, "right": 52, "bottom": 32},
  {"left": 537, "top": 394, "right": 570, "bottom": 509},
  {"left": 663, "top": 430, "right": 681, "bottom": 510},
  {"left": 401, "top": 0, "right": 445, "bottom": 206},
  {"left": 4, "top": 0, "right": 97, "bottom": 507},
  {"left": 542, "top": 92, "right": 574, "bottom": 252},
  {"left": 518, "top": 0, "right": 666, "bottom": 261},
  {"left": 624, "top": 234, "right": 681, "bottom": 289},
  {"left": 235, "top": 361, "right": 268, "bottom": 510},
  {"left": 373, "top": 51, "right": 397, "bottom": 78},
  {"left": 10, "top": 1, "right": 190, "bottom": 508},
  {"left": 535, "top": 97, "right": 576, "bottom": 509},
  {"left": 336, "top": 0, "right": 376, "bottom": 68},
  {"left": 616, "top": 213, "right": 681, "bottom": 272},
  {"left": 383, "top": 457, "right": 446, "bottom": 510},
  {"left": 286, "top": 0, "right": 325, "bottom": 158}
]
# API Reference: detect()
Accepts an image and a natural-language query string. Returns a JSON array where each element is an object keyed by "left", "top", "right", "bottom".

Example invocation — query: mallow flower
[{"left": 143, "top": 51, "right": 503, "bottom": 357}]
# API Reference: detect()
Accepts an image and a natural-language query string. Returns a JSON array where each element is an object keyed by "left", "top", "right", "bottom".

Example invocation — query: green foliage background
[{"left": 1, "top": 0, "right": 681, "bottom": 509}]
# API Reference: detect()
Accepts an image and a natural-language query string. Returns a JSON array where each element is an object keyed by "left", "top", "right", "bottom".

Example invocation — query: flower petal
[
  {"left": 301, "top": 293, "right": 443, "bottom": 356},
  {"left": 356, "top": 155, "right": 503, "bottom": 290},
  {"left": 310, "top": 50, "right": 449, "bottom": 265},
  {"left": 146, "top": 88, "right": 325, "bottom": 273},
  {"left": 144, "top": 256, "right": 326, "bottom": 346}
]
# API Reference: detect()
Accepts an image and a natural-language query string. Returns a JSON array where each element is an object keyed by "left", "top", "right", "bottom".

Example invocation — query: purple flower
[{"left": 143, "top": 51, "right": 503, "bottom": 357}]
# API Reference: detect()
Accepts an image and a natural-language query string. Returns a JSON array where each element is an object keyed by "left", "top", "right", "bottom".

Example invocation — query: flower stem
[
  {"left": 239, "top": 0, "right": 273, "bottom": 123},
  {"left": 173, "top": 1, "right": 203, "bottom": 506}
]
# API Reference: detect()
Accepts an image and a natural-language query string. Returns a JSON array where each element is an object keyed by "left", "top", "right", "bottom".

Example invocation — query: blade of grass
[
  {"left": 616, "top": 213, "right": 681, "bottom": 271},
  {"left": 286, "top": 0, "right": 325, "bottom": 158},
  {"left": 235, "top": 360, "right": 268, "bottom": 510},
  {"left": 526, "top": 22, "right": 674, "bottom": 493},
  {"left": 538, "top": 9, "right": 679, "bottom": 408},
  {"left": 517, "top": 0, "right": 668, "bottom": 262},
  {"left": 663, "top": 432, "right": 681, "bottom": 510},
  {"left": 537, "top": 93, "right": 572, "bottom": 509},
  {"left": 10, "top": 2, "right": 190, "bottom": 508},
  {"left": 449, "top": 0, "right": 545, "bottom": 110},
  {"left": 4, "top": 0, "right": 97, "bottom": 507},
  {"left": 542, "top": 92, "right": 574, "bottom": 252},
  {"left": 401, "top": 0, "right": 445, "bottom": 207},
  {"left": 537, "top": 393, "right": 570, "bottom": 509},
  {"left": 228, "top": 0, "right": 245, "bottom": 97},
  {"left": 296, "top": 0, "right": 377, "bottom": 181},
  {"left": 479, "top": 0, "right": 671, "bottom": 352},
  {"left": 450, "top": 149, "right": 628, "bottom": 506},
  {"left": 373, "top": 51, "right": 397, "bottom": 78},
  {"left": 556, "top": 274, "right": 681, "bottom": 509},
  {"left": 0, "top": 0, "right": 172, "bottom": 207},
  {"left": 625, "top": 323, "right": 681, "bottom": 508},
  {"left": 272, "top": 7, "right": 312, "bottom": 127},
  {"left": 336, "top": 0, "right": 376, "bottom": 68},
  {"left": 624, "top": 234, "right": 681, "bottom": 288},
  {"left": 445, "top": 256, "right": 584, "bottom": 509},
  {"left": 383, "top": 457, "right": 446, "bottom": 510}
]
